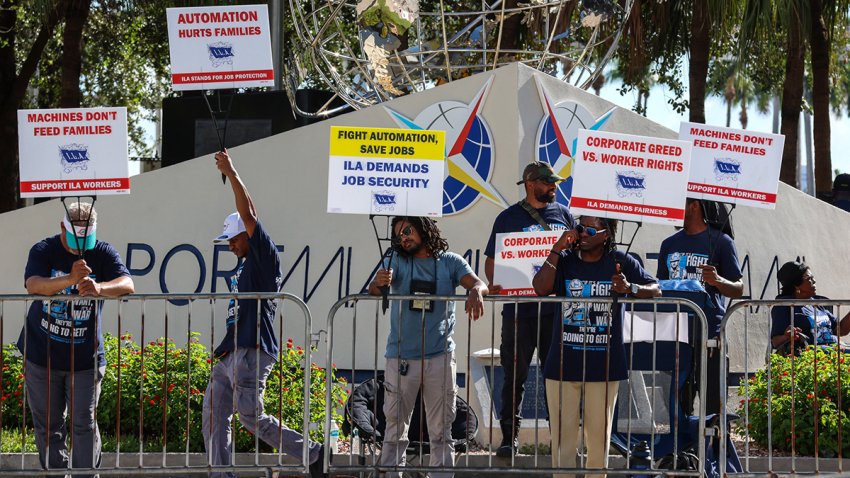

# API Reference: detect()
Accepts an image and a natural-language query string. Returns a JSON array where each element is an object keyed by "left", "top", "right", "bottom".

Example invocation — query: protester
[
  {"left": 533, "top": 216, "right": 659, "bottom": 478},
  {"left": 770, "top": 261, "right": 850, "bottom": 353},
  {"left": 19, "top": 201, "right": 134, "bottom": 477},
  {"left": 368, "top": 216, "right": 488, "bottom": 478},
  {"left": 484, "top": 161, "right": 575, "bottom": 456},
  {"left": 656, "top": 198, "right": 742, "bottom": 415},
  {"left": 202, "top": 150, "right": 325, "bottom": 478}
]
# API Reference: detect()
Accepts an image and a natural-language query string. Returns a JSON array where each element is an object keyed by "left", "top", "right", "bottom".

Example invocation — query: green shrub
[
  {"left": 738, "top": 346, "right": 850, "bottom": 457},
  {"left": 0, "top": 335, "right": 347, "bottom": 453}
]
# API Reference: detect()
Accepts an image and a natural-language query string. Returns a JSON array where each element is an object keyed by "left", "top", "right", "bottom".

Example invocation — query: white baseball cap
[{"left": 212, "top": 212, "right": 246, "bottom": 244}]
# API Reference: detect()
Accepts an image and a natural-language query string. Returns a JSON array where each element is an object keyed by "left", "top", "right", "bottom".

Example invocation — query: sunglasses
[
  {"left": 396, "top": 224, "right": 414, "bottom": 238},
  {"left": 576, "top": 224, "right": 606, "bottom": 237}
]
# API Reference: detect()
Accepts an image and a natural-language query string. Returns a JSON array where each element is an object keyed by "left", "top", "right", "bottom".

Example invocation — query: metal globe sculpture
[{"left": 286, "top": 0, "right": 633, "bottom": 117}]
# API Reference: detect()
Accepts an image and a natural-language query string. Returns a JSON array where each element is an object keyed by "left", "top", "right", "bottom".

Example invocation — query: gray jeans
[
  {"left": 380, "top": 351, "right": 457, "bottom": 478},
  {"left": 202, "top": 348, "right": 320, "bottom": 478},
  {"left": 25, "top": 360, "right": 104, "bottom": 478}
]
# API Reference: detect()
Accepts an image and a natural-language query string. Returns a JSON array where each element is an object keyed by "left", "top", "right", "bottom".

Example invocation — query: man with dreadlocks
[
  {"left": 656, "top": 198, "right": 742, "bottom": 416},
  {"left": 369, "top": 216, "right": 488, "bottom": 478},
  {"left": 533, "top": 216, "right": 659, "bottom": 478}
]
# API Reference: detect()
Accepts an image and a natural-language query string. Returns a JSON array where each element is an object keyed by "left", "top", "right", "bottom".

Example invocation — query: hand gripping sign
[
  {"left": 166, "top": 5, "right": 274, "bottom": 91},
  {"left": 18, "top": 107, "right": 129, "bottom": 198},
  {"left": 494, "top": 230, "right": 563, "bottom": 295},
  {"left": 679, "top": 122, "right": 784, "bottom": 209},
  {"left": 327, "top": 126, "right": 446, "bottom": 216},
  {"left": 571, "top": 129, "right": 692, "bottom": 226}
]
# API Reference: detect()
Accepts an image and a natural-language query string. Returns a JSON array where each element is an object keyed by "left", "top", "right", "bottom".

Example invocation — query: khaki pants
[
  {"left": 546, "top": 380, "right": 620, "bottom": 478},
  {"left": 380, "top": 352, "right": 457, "bottom": 478}
]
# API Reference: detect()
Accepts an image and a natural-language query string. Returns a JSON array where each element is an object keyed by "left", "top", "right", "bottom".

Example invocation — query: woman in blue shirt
[{"left": 770, "top": 261, "right": 850, "bottom": 353}]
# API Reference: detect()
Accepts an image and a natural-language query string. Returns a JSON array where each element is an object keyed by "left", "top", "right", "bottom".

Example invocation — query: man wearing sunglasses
[
  {"left": 369, "top": 216, "right": 488, "bottom": 478},
  {"left": 656, "top": 198, "right": 743, "bottom": 416},
  {"left": 483, "top": 161, "right": 575, "bottom": 457}
]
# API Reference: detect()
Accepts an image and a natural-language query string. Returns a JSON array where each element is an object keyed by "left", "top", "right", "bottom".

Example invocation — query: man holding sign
[
  {"left": 369, "top": 216, "right": 487, "bottom": 478},
  {"left": 202, "top": 151, "right": 325, "bottom": 478},
  {"left": 484, "top": 161, "right": 575, "bottom": 457},
  {"left": 19, "top": 202, "right": 134, "bottom": 477},
  {"left": 656, "top": 198, "right": 743, "bottom": 415}
]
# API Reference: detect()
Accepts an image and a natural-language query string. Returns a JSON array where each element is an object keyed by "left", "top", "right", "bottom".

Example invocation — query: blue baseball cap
[{"left": 63, "top": 215, "right": 96, "bottom": 251}]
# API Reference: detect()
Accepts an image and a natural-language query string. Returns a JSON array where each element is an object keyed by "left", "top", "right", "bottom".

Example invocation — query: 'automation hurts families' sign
[{"left": 166, "top": 5, "right": 274, "bottom": 90}]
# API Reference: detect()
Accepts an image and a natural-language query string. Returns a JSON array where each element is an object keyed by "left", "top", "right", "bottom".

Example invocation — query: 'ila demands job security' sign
[
  {"left": 494, "top": 230, "right": 563, "bottom": 295},
  {"left": 571, "top": 129, "right": 692, "bottom": 226},
  {"left": 166, "top": 5, "right": 274, "bottom": 91},
  {"left": 18, "top": 107, "right": 129, "bottom": 198},
  {"left": 327, "top": 126, "right": 446, "bottom": 216},
  {"left": 679, "top": 122, "right": 783, "bottom": 209}
]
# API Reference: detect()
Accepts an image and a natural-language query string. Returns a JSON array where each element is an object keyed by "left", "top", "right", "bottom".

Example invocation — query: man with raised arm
[{"left": 202, "top": 150, "right": 325, "bottom": 478}]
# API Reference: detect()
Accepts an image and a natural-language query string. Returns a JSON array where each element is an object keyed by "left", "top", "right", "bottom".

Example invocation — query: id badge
[{"left": 409, "top": 279, "right": 435, "bottom": 312}]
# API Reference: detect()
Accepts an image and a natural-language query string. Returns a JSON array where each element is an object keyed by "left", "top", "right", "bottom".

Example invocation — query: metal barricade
[
  {"left": 720, "top": 299, "right": 850, "bottom": 477},
  {"left": 324, "top": 294, "right": 709, "bottom": 477},
  {"left": 0, "top": 292, "right": 315, "bottom": 477}
]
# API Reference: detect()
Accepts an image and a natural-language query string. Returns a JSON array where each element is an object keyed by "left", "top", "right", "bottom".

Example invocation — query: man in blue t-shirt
[
  {"left": 202, "top": 151, "right": 323, "bottom": 478},
  {"left": 484, "top": 161, "right": 575, "bottom": 456},
  {"left": 656, "top": 198, "right": 743, "bottom": 415},
  {"left": 369, "top": 216, "right": 487, "bottom": 478},
  {"left": 19, "top": 201, "right": 134, "bottom": 477}
]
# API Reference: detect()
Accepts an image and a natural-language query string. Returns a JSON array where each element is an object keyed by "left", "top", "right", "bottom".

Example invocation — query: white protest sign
[
  {"left": 571, "top": 129, "right": 692, "bottom": 226},
  {"left": 327, "top": 126, "right": 446, "bottom": 216},
  {"left": 166, "top": 5, "right": 273, "bottom": 91},
  {"left": 679, "top": 122, "right": 784, "bottom": 209},
  {"left": 18, "top": 108, "right": 129, "bottom": 198},
  {"left": 494, "top": 230, "right": 562, "bottom": 296}
]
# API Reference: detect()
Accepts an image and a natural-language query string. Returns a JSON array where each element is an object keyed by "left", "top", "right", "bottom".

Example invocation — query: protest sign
[
  {"left": 679, "top": 122, "right": 784, "bottom": 208},
  {"left": 571, "top": 129, "right": 692, "bottom": 226},
  {"left": 18, "top": 107, "right": 129, "bottom": 198},
  {"left": 494, "top": 230, "right": 563, "bottom": 295},
  {"left": 166, "top": 5, "right": 274, "bottom": 91},
  {"left": 327, "top": 126, "right": 446, "bottom": 216}
]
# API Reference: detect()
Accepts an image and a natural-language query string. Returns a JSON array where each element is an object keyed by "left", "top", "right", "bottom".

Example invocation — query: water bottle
[
  {"left": 329, "top": 420, "right": 340, "bottom": 455},
  {"left": 630, "top": 440, "right": 652, "bottom": 478}
]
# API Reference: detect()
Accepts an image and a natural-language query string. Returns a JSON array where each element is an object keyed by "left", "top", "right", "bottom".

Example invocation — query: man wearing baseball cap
[
  {"left": 484, "top": 160, "right": 576, "bottom": 457},
  {"left": 19, "top": 200, "right": 134, "bottom": 477},
  {"left": 202, "top": 150, "right": 325, "bottom": 478}
]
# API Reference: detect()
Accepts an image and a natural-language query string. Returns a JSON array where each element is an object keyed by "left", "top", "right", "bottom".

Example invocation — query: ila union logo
[
  {"left": 59, "top": 143, "right": 90, "bottom": 174},
  {"left": 615, "top": 171, "right": 646, "bottom": 198},
  {"left": 207, "top": 42, "right": 234, "bottom": 67}
]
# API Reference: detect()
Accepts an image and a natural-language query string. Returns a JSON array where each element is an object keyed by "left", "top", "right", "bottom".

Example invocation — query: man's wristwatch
[{"left": 629, "top": 283, "right": 639, "bottom": 296}]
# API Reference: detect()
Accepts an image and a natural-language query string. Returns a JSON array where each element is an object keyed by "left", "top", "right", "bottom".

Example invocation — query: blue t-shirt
[
  {"left": 544, "top": 250, "right": 656, "bottom": 382},
  {"left": 214, "top": 221, "right": 283, "bottom": 358},
  {"left": 18, "top": 235, "right": 130, "bottom": 371},
  {"left": 656, "top": 228, "right": 742, "bottom": 337},
  {"left": 384, "top": 252, "right": 474, "bottom": 360},
  {"left": 485, "top": 202, "right": 575, "bottom": 320},
  {"left": 770, "top": 294, "right": 839, "bottom": 346}
]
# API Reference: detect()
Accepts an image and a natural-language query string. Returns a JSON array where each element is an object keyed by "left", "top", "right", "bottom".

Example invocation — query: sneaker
[
  {"left": 495, "top": 435, "right": 517, "bottom": 458},
  {"left": 309, "top": 444, "right": 328, "bottom": 478}
]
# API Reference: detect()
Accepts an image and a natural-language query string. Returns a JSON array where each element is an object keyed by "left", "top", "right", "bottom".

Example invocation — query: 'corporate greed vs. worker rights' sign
[
  {"left": 679, "top": 122, "right": 784, "bottom": 209},
  {"left": 327, "top": 126, "right": 446, "bottom": 216},
  {"left": 571, "top": 129, "right": 692, "bottom": 226},
  {"left": 166, "top": 5, "right": 274, "bottom": 90},
  {"left": 18, "top": 107, "right": 129, "bottom": 198},
  {"left": 494, "top": 230, "right": 563, "bottom": 295}
]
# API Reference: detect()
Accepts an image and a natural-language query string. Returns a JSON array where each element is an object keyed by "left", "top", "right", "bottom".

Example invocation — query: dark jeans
[
  {"left": 498, "top": 312, "right": 553, "bottom": 435},
  {"left": 682, "top": 325, "right": 726, "bottom": 416}
]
